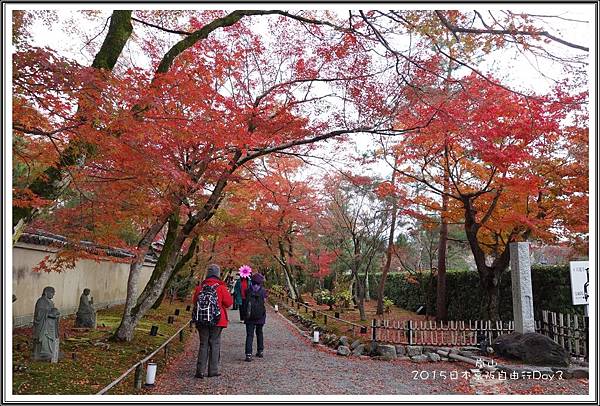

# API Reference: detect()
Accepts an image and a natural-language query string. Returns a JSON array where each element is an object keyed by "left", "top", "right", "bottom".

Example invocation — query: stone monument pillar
[{"left": 510, "top": 242, "right": 535, "bottom": 333}]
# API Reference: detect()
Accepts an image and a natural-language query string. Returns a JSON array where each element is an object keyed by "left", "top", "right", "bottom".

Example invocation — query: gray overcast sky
[
  {"left": 9, "top": 5, "right": 596, "bottom": 180},
  {"left": 20, "top": 5, "right": 593, "bottom": 91}
]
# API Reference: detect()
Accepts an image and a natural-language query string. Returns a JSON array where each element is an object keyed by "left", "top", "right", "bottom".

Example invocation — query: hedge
[{"left": 369, "top": 265, "right": 584, "bottom": 320}]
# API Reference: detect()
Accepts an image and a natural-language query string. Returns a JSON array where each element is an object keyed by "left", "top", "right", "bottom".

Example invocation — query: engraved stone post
[{"left": 510, "top": 242, "right": 535, "bottom": 333}]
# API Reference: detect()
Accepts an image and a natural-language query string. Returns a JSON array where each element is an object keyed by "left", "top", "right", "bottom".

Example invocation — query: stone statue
[
  {"left": 32, "top": 286, "right": 60, "bottom": 362},
  {"left": 75, "top": 288, "right": 96, "bottom": 328}
]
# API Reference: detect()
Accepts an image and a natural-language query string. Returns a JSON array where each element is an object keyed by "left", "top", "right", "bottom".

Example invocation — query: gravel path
[{"left": 149, "top": 306, "right": 588, "bottom": 396}]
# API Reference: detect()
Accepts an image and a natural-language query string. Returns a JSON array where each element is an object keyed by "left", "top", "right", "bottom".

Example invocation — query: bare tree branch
[{"left": 434, "top": 10, "right": 588, "bottom": 52}]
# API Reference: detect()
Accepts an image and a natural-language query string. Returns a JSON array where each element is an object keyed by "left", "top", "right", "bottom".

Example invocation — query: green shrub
[
  {"left": 370, "top": 265, "right": 583, "bottom": 320},
  {"left": 313, "top": 289, "right": 324, "bottom": 305},
  {"left": 335, "top": 290, "right": 353, "bottom": 309},
  {"left": 314, "top": 289, "right": 336, "bottom": 309},
  {"left": 269, "top": 284, "right": 285, "bottom": 296},
  {"left": 313, "top": 289, "right": 326, "bottom": 304},
  {"left": 383, "top": 297, "right": 394, "bottom": 313}
]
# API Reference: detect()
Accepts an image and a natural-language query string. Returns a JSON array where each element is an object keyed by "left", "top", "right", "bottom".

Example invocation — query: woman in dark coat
[
  {"left": 244, "top": 272, "right": 268, "bottom": 361},
  {"left": 234, "top": 265, "right": 252, "bottom": 322}
]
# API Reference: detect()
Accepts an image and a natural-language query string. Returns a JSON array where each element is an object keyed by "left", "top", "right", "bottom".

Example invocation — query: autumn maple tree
[
  {"left": 342, "top": 7, "right": 590, "bottom": 321},
  {"left": 11, "top": 8, "right": 589, "bottom": 338},
  {"left": 220, "top": 156, "right": 324, "bottom": 299},
  {"left": 15, "top": 9, "right": 588, "bottom": 240},
  {"left": 389, "top": 70, "right": 588, "bottom": 320},
  {"left": 13, "top": 9, "right": 410, "bottom": 340}
]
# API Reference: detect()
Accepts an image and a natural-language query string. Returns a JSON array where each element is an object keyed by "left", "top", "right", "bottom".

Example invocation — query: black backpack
[
  {"left": 245, "top": 287, "right": 266, "bottom": 321},
  {"left": 193, "top": 284, "right": 221, "bottom": 326}
]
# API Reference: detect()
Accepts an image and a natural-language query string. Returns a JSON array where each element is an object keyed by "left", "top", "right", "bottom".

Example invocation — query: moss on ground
[{"left": 12, "top": 301, "right": 193, "bottom": 395}]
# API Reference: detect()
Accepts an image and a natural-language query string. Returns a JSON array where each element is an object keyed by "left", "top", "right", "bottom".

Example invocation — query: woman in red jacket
[{"left": 192, "top": 264, "right": 233, "bottom": 378}]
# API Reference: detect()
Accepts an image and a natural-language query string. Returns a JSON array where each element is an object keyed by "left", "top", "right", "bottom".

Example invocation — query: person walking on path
[
  {"left": 192, "top": 264, "right": 233, "bottom": 379},
  {"left": 233, "top": 265, "right": 252, "bottom": 322},
  {"left": 244, "top": 272, "right": 268, "bottom": 362}
]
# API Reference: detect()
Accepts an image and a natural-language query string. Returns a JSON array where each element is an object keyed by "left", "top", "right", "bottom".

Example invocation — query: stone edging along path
[
  {"left": 147, "top": 303, "right": 588, "bottom": 395},
  {"left": 276, "top": 302, "right": 590, "bottom": 380}
]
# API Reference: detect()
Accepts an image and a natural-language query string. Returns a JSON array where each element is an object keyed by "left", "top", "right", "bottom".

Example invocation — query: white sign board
[{"left": 569, "top": 261, "right": 589, "bottom": 305}]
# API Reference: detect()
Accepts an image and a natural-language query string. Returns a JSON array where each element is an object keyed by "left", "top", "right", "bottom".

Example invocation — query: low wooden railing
[
  {"left": 273, "top": 290, "right": 589, "bottom": 360},
  {"left": 96, "top": 320, "right": 191, "bottom": 395},
  {"left": 271, "top": 290, "right": 368, "bottom": 335}
]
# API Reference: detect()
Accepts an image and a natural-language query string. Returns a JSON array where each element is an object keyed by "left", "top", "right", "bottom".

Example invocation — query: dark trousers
[
  {"left": 245, "top": 323, "right": 264, "bottom": 355},
  {"left": 239, "top": 300, "right": 246, "bottom": 321},
  {"left": 196, "top": 325, "right": 223, "bottom": 375}
]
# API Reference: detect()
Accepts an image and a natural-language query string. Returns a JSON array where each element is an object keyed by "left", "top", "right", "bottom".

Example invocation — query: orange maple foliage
[{"left": 391, "top": 70, "right": 588, "bottom": 318}]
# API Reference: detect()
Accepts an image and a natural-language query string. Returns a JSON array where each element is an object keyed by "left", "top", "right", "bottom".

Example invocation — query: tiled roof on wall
[{"left": 17, "top": 228, "right": 159, "bottom": 263}]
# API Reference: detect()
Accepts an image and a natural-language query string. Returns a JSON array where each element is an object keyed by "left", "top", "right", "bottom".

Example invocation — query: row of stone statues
[{"left": 32, "top": 287, "right": 96, "bottom": 362}]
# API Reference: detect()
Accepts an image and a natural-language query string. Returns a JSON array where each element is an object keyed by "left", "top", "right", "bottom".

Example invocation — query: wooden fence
[
  {"left": 373, "top": 310, "right": 588, "bottom": 360},
  {"left": 372, "top": 319, "right": 514, "bottom": 347},
  {"left": 372, "top": 320, "right": 514, "bottom": 346},
  {"left": 272, "top": 290, "right": 588, "bottom": 360},
  {"left": 535, "top": 310, "right": 588, "bottom": 360}
]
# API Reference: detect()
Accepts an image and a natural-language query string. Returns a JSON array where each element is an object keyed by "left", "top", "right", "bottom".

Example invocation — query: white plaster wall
[{"left": 12, "top": 243, "right": 155, "bottom": 326}]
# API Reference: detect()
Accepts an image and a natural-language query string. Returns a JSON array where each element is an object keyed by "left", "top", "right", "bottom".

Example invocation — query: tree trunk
[
  {"left": 352, "top": 240, "right": 361, "bottom": 306},
  {"left": 479, "top": 269, "right": 501, "bottom": 320},
  {"left": 460, "top": 179, "right": 522, "bottom": 321},
  {"left": 277, "top": 240, "right": 299, "bottom": 300},
  {"left": 435, "top": 60, "right": 454, "bottom": 319},
  {"left": 185, "top": 235, "right": 206, "bottom": 295},
  {"left": 348, "top": 277, "right": 355, "bottom": 304},
  {"left": 463, "top": 197, "right": 495, "bottom": 320},
  {"left": 152, "top": 235, "right": 199, "bottom": 309},
  {"left": 376, "top": 230, "right": 396, "bottom": 315},
  {"left": 462, "top": 194, "right": 515, "bottom": 321},
  {"left": 12, "top": 217, "right": 27, "bottom": 245},
  {"left": 364, "top": 268, "right": 370, "bottom": 301},
  {"left": 427, "top": 268, "right": 437, "bottom": 317},
  {"left": 135, "top": 211, "right": 181, "bottom": 307},
  {"left": 482, "top": 243, "right": 513, "bottom": 320},
  {"left": 436, "top": 167, "right": 449, "bottom": 320},
  {"left": 112, "top": 218, "right": 166, "bottom": 341},
  {"left": 356, "top": 277, "right": 366, "bottom": 321},
  {"left": 351, "top": 273, "right": 359, "bottom": 305},
  {"left": 377, "top": 167, "right": 398, "bottom": 315},
  {"left": 113, "top": 206, "right": 196, "bottom": 342},
  {"left": 114, "top": 230, "right": 187, "bottom": 341},
  {"left": 282, "top": 265, "right": 298, "bottom": 300},
  {"left": 114, "top": 259, "right": 146, "bottom": 342},
  {"left": 91, "top": 11, "right": 134, "bottom": 70}
]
